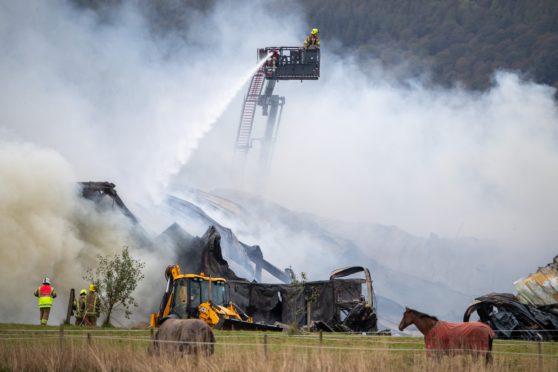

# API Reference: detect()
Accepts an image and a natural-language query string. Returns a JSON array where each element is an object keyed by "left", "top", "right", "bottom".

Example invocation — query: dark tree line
[
  {"left": 72, "top": 0, "right": 558, "bottom": 93},
  {"left": 298, "top": 0, "right": 558, "bottom": 92}
]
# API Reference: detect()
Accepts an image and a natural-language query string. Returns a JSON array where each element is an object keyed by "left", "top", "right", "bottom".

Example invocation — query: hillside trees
[
  {"left": 74, "top": 0, "right": 558, "bottom": 92},
  {"left": 297, "top": 0, "right": 558, "bottom": 92}
]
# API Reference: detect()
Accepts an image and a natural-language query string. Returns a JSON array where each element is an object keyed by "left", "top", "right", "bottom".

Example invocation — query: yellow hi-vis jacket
[{"left": 34, "top": 284, "right": 57, "bottom": 308}]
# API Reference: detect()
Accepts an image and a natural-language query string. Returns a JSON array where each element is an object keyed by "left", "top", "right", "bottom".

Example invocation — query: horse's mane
[{"left": 408, "top": 308, "right": 439, "bottom": 321}]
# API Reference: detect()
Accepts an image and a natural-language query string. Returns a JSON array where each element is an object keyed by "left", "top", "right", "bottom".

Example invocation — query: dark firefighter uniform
[
  {"left": 85, "top": 284, "right": 101, "bottom": 326},
  {"left": 73, "top": 289, "right": 87, "bottom": 326}
]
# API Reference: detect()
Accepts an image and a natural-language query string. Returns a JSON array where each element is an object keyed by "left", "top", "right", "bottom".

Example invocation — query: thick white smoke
[
  {"left": 0, "top": 0, "right": 306, "bottom": 324},
  {"left": 2, "top": 0, "right": 558, "bottom": 324},
  {"left": 0, "top": 0, "right": 304, "bottom": 204},
  {"left": 176, "top": 2, "right": 558, "bottom": 313},
  {"left": 0, "top": 142, "right": 140, "bottom": 323},
  {"left": 180, "top": 61, "right": 558, "bottom": 317},
  {"left": 270, "top": 68, "right": 558, "bottom": 260},
  {"left": 185, "top": 55, "right": 558, "bottom": 271}
]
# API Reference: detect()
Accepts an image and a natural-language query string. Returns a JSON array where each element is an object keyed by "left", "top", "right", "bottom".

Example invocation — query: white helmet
[{"left": 43, "top": 277, "right": 51, "bottom": 285}]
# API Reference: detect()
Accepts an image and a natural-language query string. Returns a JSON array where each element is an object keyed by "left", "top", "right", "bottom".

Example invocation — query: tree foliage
[
  {"left": 297, "top": 0, "right": 558, "bottom": 92},
  {"left": 84, "top": 247, "right": 145, "bottom": 326},
  {"left": 288, "top": 271, "right": 319, "bottom": 334},
  {"left": 73, "top": 0, "right": 558, "bottom": 93}
]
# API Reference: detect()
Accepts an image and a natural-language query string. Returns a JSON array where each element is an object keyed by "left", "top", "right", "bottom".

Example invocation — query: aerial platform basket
[
  {"left": 234, "top": 46, "right": 320, "bottom": 172},
  {"left": 258, "top": 46, "right": 320, "bottom": 80}
]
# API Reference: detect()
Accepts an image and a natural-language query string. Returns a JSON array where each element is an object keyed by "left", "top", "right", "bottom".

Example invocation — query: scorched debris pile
[
  {"left": 464, "top": 256, "right": 558, "bottom": 340},
  {"left": 80, "top": 181, "right": 378, "bottom": 332}
]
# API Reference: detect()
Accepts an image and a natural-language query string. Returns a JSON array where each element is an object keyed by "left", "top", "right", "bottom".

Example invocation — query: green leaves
[{"left": 83, "top": 247, "right": 145, "bottom": 326}]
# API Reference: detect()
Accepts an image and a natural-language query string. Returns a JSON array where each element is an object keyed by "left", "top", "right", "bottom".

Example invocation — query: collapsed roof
[
  {"left": 514, "top": 255, "right": 558, "bottom": 306},
  {"left": 80, "top": 182, "right": 291, "bottom": 283},
  {"left": 81, "top": 182, "right": 138, "bottom": 224},
  {"left": 165, "top": 195, "right": 292, "bottom": 283}
]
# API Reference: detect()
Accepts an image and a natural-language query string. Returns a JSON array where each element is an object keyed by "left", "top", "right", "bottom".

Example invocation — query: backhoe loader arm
[{"left": 151, "top": 265, "right": 183, "bottom": 327}]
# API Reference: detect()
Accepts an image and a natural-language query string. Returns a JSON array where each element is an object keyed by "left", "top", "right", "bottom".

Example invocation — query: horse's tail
[
  {"left": 209, "top": 328, "right": 216, "bottom": 355},
  {"left": 147, "top": 331, "right": 160, "bottom": 356},
  {"left": 485, "top": 334, "right": 494, "bottom": 365}
]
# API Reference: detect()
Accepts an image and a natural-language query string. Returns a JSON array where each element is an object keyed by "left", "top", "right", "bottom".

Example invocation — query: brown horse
[
  {"left": 398, "top": 307, "right": 495, "bottom": 363},
  {"left": 149, "top": 318, "right": 215, "bottom": 357}
]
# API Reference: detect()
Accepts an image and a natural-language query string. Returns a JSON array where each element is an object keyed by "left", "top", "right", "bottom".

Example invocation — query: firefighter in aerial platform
[
  {"left": 266, "top": 48, "right": 281, "bottom": 77},
  {"left": 304, "top": 28, "right": 320, "bottom": 49},
  {"left": 73, "top": 289, "right": 87, "bottom": 326},
  {"left": 33, "top": 277, "right": 57, "bottom": 326}
]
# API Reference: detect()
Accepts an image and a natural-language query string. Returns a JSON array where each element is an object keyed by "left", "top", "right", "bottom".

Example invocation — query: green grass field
[{"left": 1, "top": 323, "right": 557, "bottom": 371}]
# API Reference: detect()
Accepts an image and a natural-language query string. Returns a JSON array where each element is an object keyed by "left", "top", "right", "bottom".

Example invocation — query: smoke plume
[
  {"left": 1, "top": 0, "right": 557, "bottom": 324},
  {"left": 0, "top": 142, "right": 141, "bottom": 323},
  {"left": 0, "top": 0, "right": 303, "bottom": 324}
]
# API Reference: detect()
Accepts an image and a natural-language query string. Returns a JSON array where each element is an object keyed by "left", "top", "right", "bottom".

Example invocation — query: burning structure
[{"left": 80, "top": 182, "right": 378, "bottom": 332}]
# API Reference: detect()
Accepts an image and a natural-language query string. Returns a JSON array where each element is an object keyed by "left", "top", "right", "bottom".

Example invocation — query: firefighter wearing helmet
[
  {"left": 73, "top": 289, "right": 88, "bottom": 326},
  {"left": 304, "top": 28, "right": 320, "bottom": 49},
  {"left": 85, "top": 283, "right": 101, "bottom": 326},
  {"left": 33, "top": 277, "right": 57, "bottom": 326}
]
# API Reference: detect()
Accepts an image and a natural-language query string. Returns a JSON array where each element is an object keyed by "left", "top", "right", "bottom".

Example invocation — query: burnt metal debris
[
  {"left": 174, "top": 226, "right": 378, "bottom": 332},
  {"left": 514, "top": 255, "right": 558, "bottom": 306},
  {"left": 228, "top": 274, "right": 377, "bottom": 332},
  {"left": 79, "top": 181, "right": 379, "bottom": 332},
  {"left": 464, "top": 256, "right": 558, "bottom": 341},
  {"left": 166, "top": 195, "right": 292, "bottom": 283},
  {"left": 464, "top": 293, "right": 558, "bottom": 341},
  {"left": 80, "top": 181, "right": 138, "bottom": 223}
]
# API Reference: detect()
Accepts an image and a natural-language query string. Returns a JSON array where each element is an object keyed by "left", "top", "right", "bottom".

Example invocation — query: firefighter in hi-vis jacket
[{"left": 34, "top": 277, "right": 57, "bottom": 326}]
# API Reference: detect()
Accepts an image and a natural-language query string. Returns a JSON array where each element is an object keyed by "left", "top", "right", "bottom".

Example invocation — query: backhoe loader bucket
[{"left": 219, "top": 318, "right": 283, "bottom": 332}]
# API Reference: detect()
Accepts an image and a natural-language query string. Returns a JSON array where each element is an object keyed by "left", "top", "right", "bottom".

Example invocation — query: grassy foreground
[{"left": 1, "top": 324, "right": 557, "bottom": 371}]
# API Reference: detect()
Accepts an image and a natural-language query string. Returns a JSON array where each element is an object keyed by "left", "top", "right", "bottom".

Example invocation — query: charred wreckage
[
  {"left": 80, "top": 182, "right": 378, "bottom": 333},
  {"left": 80, "top": 182, "right": 558, "bottom": 337},
  {"left": 464, "top": 256, "right": 558, "bottom": 341}
]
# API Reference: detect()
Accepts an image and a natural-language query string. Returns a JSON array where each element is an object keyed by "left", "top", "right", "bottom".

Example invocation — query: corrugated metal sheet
[{"left": 514, "top": 261, "right": 558, "bottom": 306}]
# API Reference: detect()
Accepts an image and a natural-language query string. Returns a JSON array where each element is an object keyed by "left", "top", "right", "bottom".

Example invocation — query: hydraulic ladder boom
[{"left": 234, "top": 46, "right": 320, "bottom": 176}]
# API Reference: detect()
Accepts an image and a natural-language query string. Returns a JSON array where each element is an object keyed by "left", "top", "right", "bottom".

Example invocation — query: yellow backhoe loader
[{"left": 150, "top": 265, "right": 282, "bottom": 331}]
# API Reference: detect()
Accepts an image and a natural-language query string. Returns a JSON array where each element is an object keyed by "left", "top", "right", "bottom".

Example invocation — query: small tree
[
  {"left": 84, "top": 247, "right": 145, "bottom": 327},
  {"left": 288, "top": 271, "right": 319, "bottom": 334}
]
